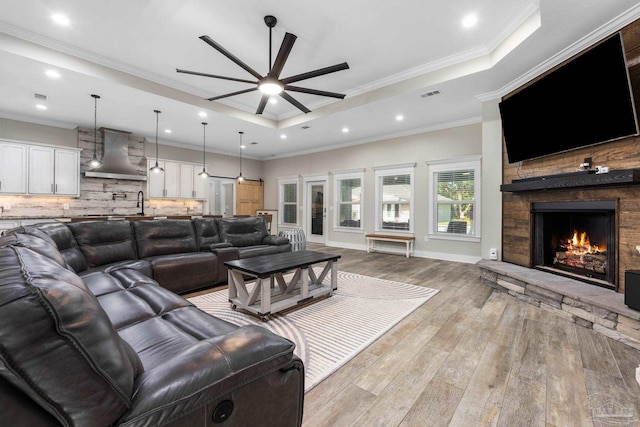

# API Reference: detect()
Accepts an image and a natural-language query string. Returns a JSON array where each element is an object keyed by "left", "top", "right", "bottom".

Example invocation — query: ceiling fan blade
[
  {"left": 270, "top": 32, "right": 297, "bottom": 78},
  {"left": 176, "top": 69, "right": 257, "bottom": 84},
  {"left": 280, "top": 62, "right": 350, "bottom": 84},
  {"left": 207, "top": 87, "right": 258, "bottom": 101},
  {"left": 199, "top": 35, "right": 264, "bottom": 80},
  {"left": 280, "top": 91, "right": 311, "bottom": 114},
  {"left": 256, "top": 95, "right": 269, "bottom": 115},
  {"left": 284, "top": 85, "right": 346, "bottom": 99}
]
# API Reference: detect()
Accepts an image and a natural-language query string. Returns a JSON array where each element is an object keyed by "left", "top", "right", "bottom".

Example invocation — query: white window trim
[
  {"left": 427, "top": 156, "right": 481, "bottom": 242},
  {"left": 374, "top": 164, "right": 415, "bottom": 234},
  {"left": 278, "top": 177, "right": 299, "bottom": 226},
  {"left": 333, "top": 170, "right": 364, "bottom": 233}
]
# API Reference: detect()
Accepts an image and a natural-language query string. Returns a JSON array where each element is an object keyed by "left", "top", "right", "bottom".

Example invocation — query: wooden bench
[{"left": 365, "top": 234, "right": 415, "bottom": 258}]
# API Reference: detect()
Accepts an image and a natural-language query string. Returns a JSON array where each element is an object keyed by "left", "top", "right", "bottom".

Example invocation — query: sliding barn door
[{"left": 236, "top": 180, "right": 264, "bottom": 216}]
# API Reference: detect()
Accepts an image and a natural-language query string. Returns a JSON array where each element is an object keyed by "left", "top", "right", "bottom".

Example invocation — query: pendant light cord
[
  {"left": 155, "top": 110, "right": 161, "bottom": 160},
  {"left": 239, "top": 131, "right": 244, "bottom": 178},
  {"left": 91, "top": 94, "right": 100, "bottom": 159},
  {"left": 202, "top": 122, "right": 207, "bottom": 170}
]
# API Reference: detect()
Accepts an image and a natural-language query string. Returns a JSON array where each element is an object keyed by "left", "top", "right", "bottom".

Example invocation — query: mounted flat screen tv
[{"left": 499, "top": 33, "right": 639, "bottom": 164}]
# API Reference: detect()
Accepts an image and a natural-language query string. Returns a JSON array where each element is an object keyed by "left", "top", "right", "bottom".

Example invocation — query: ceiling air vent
[
  {"left": 34, "top": 93, "right": 47, "bottom": 100},
  {"left": 301, "top": 125, "right": 311, "bottom": 129},
  {"left": 420, "top": 90, "right": 441, "bottom": 98}
]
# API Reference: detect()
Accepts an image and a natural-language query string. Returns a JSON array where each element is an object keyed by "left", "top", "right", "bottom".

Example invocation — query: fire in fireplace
[
  {"left": 554, "top": 229, "right": 607, "bottom": 274},
  {"left": 532, "top": 201, "right": 616, "bottom": 289}
]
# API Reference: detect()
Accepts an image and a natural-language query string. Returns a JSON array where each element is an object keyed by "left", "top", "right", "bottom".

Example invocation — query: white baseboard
[{"left": 323, "top": 240, "right": 481, "bottom": 264}]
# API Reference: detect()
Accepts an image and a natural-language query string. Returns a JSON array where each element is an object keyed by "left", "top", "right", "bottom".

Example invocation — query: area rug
[{"left": 188, "top": 270, "right": 439, "bottom": 391}]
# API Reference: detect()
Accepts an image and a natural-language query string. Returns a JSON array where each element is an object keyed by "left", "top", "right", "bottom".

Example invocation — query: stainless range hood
[{"left": 84, "top": 128, "right": 147, "bottom": 181}]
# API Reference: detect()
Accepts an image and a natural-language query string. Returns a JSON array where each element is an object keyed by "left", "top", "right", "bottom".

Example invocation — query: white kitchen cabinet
[
  {"left": 180, "top": 163, "right": 195, "bottom": 199},
  {"left": 164, "top": 161, "right": 179, "bottom": 198},
  {"left": 148, "top": 160, "right": 166, "bottom": 198},
  {"left": 180, "top": 163, "right": 207, "bottom": 199},
  {"left": 147, "top": 160, "right": 179, "bottom": 198},
  {"left": 28, "top": 146, "right": 54, "bottom": 194},
  {"left": 0, "top": 142, "right": 27, "bottom": 194},
  {"left": 27, "top": 146, "right": 79, "bottom": 196},
  {"left": 148, "top": 159, "right": 206, "bottom": 200},
  {"left": 193, "top": 167, "right": 207, "bottom": 199},
  {"left": 54, "top": 150, "right": 79, "bottom": 195}
]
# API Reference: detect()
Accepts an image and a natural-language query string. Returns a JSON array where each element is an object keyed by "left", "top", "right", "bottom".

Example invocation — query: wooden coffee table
[{"left": 224, "top": 250, "right": 341, "bottom": 320}]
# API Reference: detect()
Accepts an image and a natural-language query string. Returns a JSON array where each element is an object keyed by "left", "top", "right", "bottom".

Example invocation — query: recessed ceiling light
[
  {"left": 164, "top": 129, "right": 172, "bottom": 134},
  {"left": 198, "top": 111, "right": 207, "bottom": 118},
  {"left": 395, "top": 114, "right": 404, "bottom": 121},
  {"left": 240, "top": 144, "right": 246, "bottom": 149},
  {"left": 51, "top": 13, "right": 70, "bottom": 26},
  {"left": 268, "top": 97, "right": 278, "bottom": 105},
  {"left": 280, "top": 134, "right": 287, "bottom": 139},
  {"left": 45, "top": 69, "right": 61, "bottom": 79},
  {"left": 462, "top": 13, "right": 478, "bottom": 28},
  {"left": 35, "top": 104, "right": 47, "bottom": 110},
  {"left": 342, "top": 127, "right": 349, "bottom": 133}
]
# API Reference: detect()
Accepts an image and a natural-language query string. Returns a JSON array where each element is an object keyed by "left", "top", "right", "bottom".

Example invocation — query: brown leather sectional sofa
[
  {"left": 0, "top": 217, "right": 303, "bottom": 426},
  {"left": 9, "top": 216, "right": 291, "bottom": 294}
]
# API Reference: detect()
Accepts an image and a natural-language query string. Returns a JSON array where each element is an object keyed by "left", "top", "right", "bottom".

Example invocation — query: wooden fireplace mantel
[{"left": 500, "top": 168, "right": 640, "bottom": 193}]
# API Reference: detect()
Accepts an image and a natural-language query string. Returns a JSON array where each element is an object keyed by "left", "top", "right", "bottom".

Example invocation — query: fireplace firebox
[{"left": 531, "top": 200, "right": 616, "bottom": 289}]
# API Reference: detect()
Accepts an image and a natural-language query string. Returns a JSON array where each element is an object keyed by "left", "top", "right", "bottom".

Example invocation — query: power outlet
[
  {"left": 63, "top": 203, "right": 70, "bottom": 210},
  {"left": 3, "top": 204, "right": 10, "bottom": 211}
]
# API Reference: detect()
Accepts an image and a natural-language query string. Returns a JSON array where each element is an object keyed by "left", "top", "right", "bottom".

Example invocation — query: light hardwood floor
[{"left": 300, "top": 243, "right": 640, "bottom": 427}]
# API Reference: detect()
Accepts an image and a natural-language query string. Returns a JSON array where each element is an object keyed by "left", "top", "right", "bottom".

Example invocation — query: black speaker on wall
[{"left": 624, "top": 270, "right": 640, "bottom": 311}]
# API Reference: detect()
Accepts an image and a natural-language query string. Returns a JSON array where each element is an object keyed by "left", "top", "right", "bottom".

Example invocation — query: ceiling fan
[{"left": 177, "top": 15, "right": 349, "bottom": 115}]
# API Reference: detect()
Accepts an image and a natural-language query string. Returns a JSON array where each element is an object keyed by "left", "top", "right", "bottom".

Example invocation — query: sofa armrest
[
  {"left": 262, "top": 235, "right": 290, "bottom": 246},
  {"left": 118, "top": 326, "right": 303, "bottom": 426},
  {"left": 212, "top": 246, "right": 239, "bottom": 284},
  {"left": 200, "top": 242, "right": 233, "bottom": 251}
]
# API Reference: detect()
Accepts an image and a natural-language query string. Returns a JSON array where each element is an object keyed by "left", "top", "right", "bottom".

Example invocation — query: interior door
[
  {"left": 236, "top": 180, "right": 264, "bottom": 216},
  {"left": 207, "top": 178, "right": 236, "bottom": 216},
  {"left": 306, "top": 181, "right": 326, "bottom": 244}
]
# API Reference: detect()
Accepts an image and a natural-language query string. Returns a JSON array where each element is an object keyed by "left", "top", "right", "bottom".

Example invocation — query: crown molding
[
  {"left": 264, "top": 116, "right": 481, "bottom": 161},
  {"left": 479, "top": 3, "right": 640, "bottom": 101}
]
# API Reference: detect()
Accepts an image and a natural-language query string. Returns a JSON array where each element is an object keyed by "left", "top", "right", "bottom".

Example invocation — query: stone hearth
[{"left": 478, "top": 260, "right": 640, "bottom": 350}]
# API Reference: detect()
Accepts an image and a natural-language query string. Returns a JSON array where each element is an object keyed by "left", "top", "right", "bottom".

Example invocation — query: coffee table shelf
[{"left": 224, "top": 251, "right": 341, "bottom": 320}]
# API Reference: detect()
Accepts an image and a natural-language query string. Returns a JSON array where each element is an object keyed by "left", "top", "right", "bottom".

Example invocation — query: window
[
  {"left": 374, "top": 164, "right": 415, "bottom": 232},
  {"left": 428, "top": 157, "right": 481, "bottom": 240},
  {"left": 334, "top": 170, "right": 364, "bottom": 230},
  {"left": 279, "top": 179, "right": 298, "bottom": 225}
]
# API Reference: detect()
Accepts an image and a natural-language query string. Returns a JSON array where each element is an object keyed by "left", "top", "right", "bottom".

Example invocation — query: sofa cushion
[
  {"left": 193, "top": 217, "right": 222, "bottom": 250},
  {"left": 0, "top": 246, "right": 140, "bottom": 426},
  {"left": 17, "top": 223, "right": 88, "bottom": 272},
  {"left": 146, "top": 252, "right": 217, "bottom": 294},
  {"left": 133, "top": 219, "right": 197, "bottom": 258},
  {"left": 68, "top": 220, "right": 136, "bottom": 268},
  {"left": 0, "top": 233, "right": 66, "bottom": 267},
  {"left": 217, "top": 217, "right": 269, "bottom": 247},
  {"left": 79, "top": 259, "right": 153, "bottom": 281}
]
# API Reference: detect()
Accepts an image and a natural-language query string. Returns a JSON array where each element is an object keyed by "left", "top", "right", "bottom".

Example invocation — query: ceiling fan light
[{"left": 259, "top": 80, "right": 283, "bottom": 95}]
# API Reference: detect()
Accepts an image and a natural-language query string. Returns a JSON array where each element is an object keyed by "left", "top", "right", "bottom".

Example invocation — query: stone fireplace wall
[{"left": 502, "top": 19, "right": 640, "bottom": 293}]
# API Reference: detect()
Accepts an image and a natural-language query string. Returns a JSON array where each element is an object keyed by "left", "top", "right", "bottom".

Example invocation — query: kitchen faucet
[{"left": 136, "top": 191, "right": 145, "bottom": 216}]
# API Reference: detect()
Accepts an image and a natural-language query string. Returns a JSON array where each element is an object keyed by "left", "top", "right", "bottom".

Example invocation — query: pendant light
[
  {"left": 237, "top": 131, "right": 245, "bottom": 182},
  {"left": 198, "top": 122, "right": 209, "bottom": 177},
  {"left": 149, "top": 110, "right": 164, "bottom": 173},
  {"left": 89, "top": 94, "right": 102, "bottom": 168}
]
